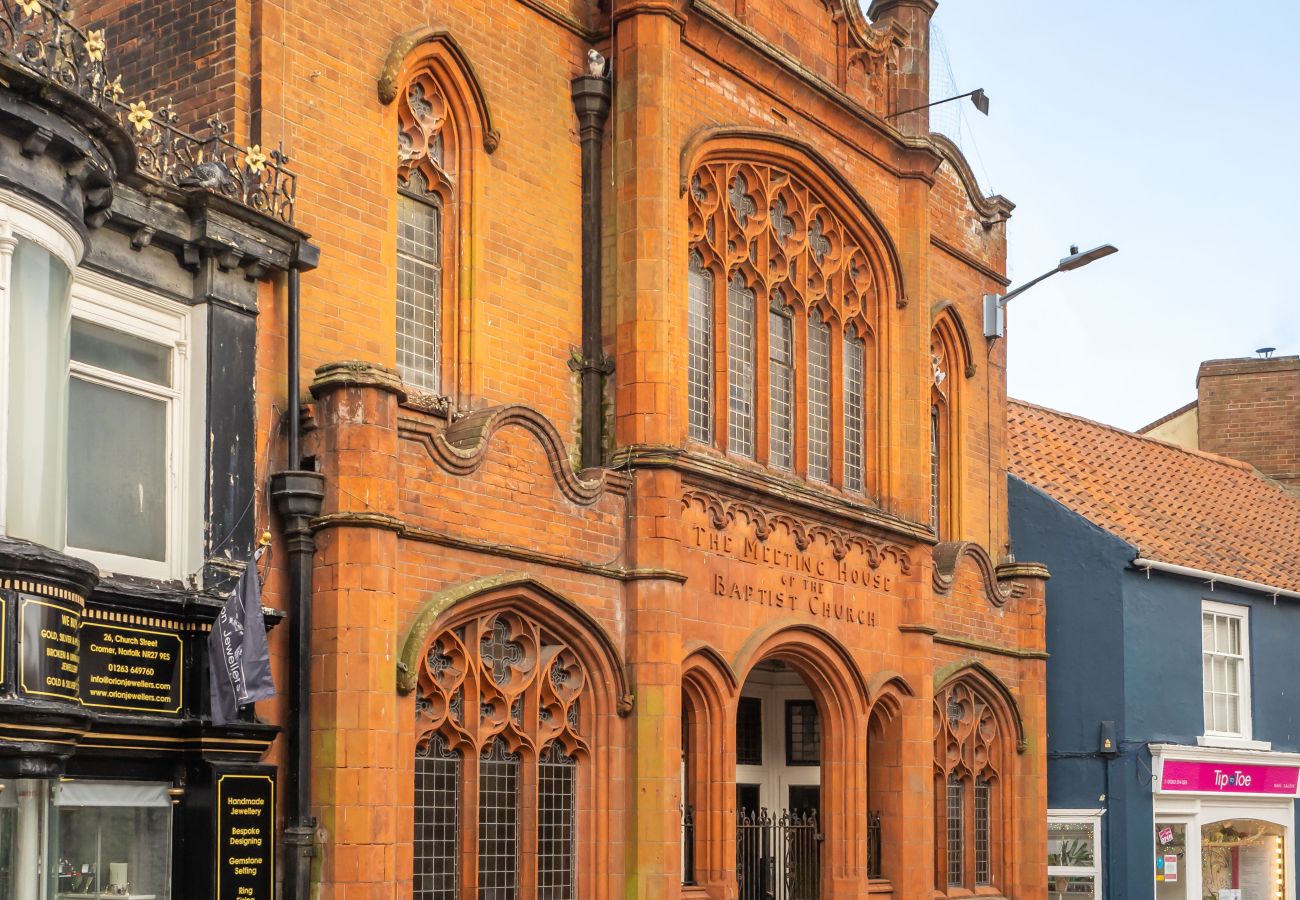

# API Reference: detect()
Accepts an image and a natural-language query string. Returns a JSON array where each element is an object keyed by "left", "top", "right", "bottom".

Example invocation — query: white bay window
[{"left": 1, "top": 196, "right": 197, "bottom": 581}]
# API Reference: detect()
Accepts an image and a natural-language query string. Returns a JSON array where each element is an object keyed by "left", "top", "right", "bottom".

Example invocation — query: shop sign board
[
  {"left": 215, "top": 773, "right": 275, "bottom": 900},
  {"left": 79, "top": 621, "right": 184, "bottom": 715},
  {"left": 1160, "top": 759, "right": 1300, "bottom": 796},
  {"left": 18, "top": 593, "right": 81, "bottom": 702}
]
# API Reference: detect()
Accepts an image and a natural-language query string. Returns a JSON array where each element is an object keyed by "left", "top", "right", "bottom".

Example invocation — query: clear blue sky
[{"left": 924, "top": 2, "right": 1300, "bottom": 431}]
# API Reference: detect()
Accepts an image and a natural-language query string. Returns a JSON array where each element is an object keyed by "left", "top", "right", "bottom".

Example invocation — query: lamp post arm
[{"left": 999, "top": 266, "right": 1062, "bottom": 306}]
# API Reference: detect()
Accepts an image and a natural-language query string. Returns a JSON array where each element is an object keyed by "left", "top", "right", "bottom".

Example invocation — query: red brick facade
[{"left": 76, "top": 0, "right": 1051, "bottom": 896}]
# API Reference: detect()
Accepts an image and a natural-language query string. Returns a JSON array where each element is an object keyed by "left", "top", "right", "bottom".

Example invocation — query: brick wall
[
  {"left": 1197, "top": 356, "right": 1300, "bottom": 485},
  {"left": 77, "top": 0, "right": 239, "bottom": 136}
]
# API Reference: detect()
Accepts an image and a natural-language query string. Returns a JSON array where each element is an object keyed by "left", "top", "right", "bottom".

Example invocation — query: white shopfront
[{"left": 1152, "top": 745, "right": 1300, "bottom": 900}]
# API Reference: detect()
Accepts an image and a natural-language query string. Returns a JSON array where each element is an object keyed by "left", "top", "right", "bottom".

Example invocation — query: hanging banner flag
[{"left": 208, "top": 546, "right": 275, "bottom": 725}]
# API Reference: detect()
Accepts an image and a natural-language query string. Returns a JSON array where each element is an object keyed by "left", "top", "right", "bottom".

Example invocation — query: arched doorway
[{"left": 735, "top": 658, "right": 823, "bottom": 900}]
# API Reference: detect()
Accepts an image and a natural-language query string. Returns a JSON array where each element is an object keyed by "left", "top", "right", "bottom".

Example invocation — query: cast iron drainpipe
[
  {"left": 271, "top": 247, "right": 324, "bottom": 900},
  {"left": 570, "top": 66, "right": 612, "bottom": 470}
]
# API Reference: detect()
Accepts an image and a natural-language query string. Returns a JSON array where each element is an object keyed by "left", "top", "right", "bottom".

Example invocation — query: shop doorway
[{"left": 735, "top": 659, "right": 822, "bottom": 900}]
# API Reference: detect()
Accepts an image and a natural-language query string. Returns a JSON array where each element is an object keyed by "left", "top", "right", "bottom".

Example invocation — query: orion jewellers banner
[{"left": 207, "top": 548, "right": 275, "bottom": 725}]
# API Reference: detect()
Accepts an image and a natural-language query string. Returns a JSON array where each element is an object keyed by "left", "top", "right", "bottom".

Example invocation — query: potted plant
[{"left": 1049, "top": 840, "right": 1092, "bottom": 893}]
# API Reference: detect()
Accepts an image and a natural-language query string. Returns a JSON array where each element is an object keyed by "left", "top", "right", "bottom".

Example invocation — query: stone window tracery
[
  {"left": 934, "top": 679, "right": 1006, "bottom": 895},
  {"left": 414, "top": 609, "right": 589, "bottom": 898},
  {"left": 686, "top": 158, "right": 877, "bottom": 492}
]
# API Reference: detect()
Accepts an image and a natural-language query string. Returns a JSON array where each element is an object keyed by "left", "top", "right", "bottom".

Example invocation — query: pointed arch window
[
  {"left": 686, "top": 158, "right": 882, "bottom": 492},
  {"left": 414, "top": 609, "right": 590, "bottom": 899},
  {"left": 934, "top": 678, "right": 1007, "bottom": 895},
  {"left": 843, "top": 325, "right": 866, "bottom": 492},
  {"left": 769, "top": 292, "right": 794, "bottom": 470},
  {"left": 930, "top": 324, "right": 955, "bottom": 537},
  {"left": 807, "top": 310, "right": 831, "bottom": 481},
  {"left": 397, "top": 75, "right": 457, "bottom": 393}
]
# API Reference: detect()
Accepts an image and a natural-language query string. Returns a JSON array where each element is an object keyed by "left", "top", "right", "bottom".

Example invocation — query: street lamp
[
  {"left": 983, "top": 244, "right": 1118, "bottom": 338},
  {"left": 886, "top": 88, "right": 990, "bottom": 120}
]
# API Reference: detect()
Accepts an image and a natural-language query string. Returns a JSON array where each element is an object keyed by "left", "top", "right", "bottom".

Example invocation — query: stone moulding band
[
  {"left": 681, "top": 488, "right": 914, "bottom": 573},
  {"left": 400, "top": 404, "right": 626, "bottom": 507},
  {"left": 309, "top": 511, "right": 685, "bottom": 586}
]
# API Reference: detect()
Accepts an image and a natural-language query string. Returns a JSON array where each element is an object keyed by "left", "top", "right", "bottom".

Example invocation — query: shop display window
[
  {"left": 1201, "top": 818, "right": 1285, "bottom": 900},
  {"left": 49, "top": 781, "right": 172, "bottom": 900},
  {"left": 1049, "top": 814, "right": 1101, "bottom": 900}
]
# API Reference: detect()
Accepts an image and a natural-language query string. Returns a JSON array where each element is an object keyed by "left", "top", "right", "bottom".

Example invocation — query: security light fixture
[
  {"left": 983, "top": 243, "right": 1118, "bottom": 339},
  {"left": 886, "top": 88, "right": 990, "bottom": 120}
]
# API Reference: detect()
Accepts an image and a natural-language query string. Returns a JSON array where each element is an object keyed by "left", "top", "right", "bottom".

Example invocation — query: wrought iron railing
[
  {"left": 681, "top": 803, "right": 696, "bottom": 885},
  {"left": 0, "top": 0, "right": 298, "bottom": 223},
  {"left": 867, "top": 810, "right": 882, "bottom": 879},
  {"left": 738, "top": 807, "right": 822, "bottom": 900}
]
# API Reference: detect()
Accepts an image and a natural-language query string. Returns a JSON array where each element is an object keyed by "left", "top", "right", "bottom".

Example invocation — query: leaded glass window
[
  {"left": 935, "top": 679, "right": 1006, "bottom": 893},
  {"left": 414, "top": 611, "right": 590, "bottom": 900},
  {"left": 843, "top": 327, "right": 865, "bottom": 491},
  {"left": 414, "top": 733, "right": 461, "bottom": 900},
  {"left": 728, "top": 274, "right": 756, "bottom": 458},
  {"left": 946, "top": 774, "right": 964, "bottom": 887},
  {"left": 688, "top": 255, "right": 714, "bottom": 443},
  {"left": 974, "top": 777, "right": 991, "bottom": 885},
  {"left": 478, "top": 738, "right": 520, "bottom": 899},
  {"left": 538, "top": 744, "right": 577, "bottom": 900},
  {"left": 688, "top": 160, "right": 881, "bottom": 487},
  {"left": 769, "top": 296, "right": 794, "bottom": 470},
  {"left": 931, "top": 404, "right": 941, "bottom": 533},
  {"left": 397, "top": 171, "right": 444, "bottom": 392},
  {"left": 808, "top": 311, "right": 831, "bottom": 481}
]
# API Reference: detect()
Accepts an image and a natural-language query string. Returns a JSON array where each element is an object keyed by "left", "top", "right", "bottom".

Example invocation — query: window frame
[
  {"left": 1201, "top": 599, "right": 1252, "bottom": 741},
  {"left": 64, "top": 273, "right": 196, "bottom": 581},
  {"left": 1047, "top": 810, "right": 1103, "bottom": 899},
  {"left": 784, "top": 698, "right": 821, "bottom": 767}
]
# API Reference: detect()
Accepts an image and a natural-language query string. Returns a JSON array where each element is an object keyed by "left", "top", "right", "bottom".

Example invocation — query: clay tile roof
[{"left": 1008, "top": 398, "right": 1300, "bottom": 593}]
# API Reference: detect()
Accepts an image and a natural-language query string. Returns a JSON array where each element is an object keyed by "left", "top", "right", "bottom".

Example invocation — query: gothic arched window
[
  {"left": 685, "top": 157, "right": 880, "bottom": 491},
  {"left": 397, "top": 73, "right": 456, "bottom": 393},
  {"left": 414, "top": 609, "right": 589, "bottom": 898},
  {"left": 934, "top": 678, "right": 1007, "bottom": 895}
]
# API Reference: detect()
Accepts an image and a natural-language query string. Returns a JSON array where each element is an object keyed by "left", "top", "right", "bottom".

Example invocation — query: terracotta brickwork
[
  {"left": 68, "top": 0, "right": 1051, "bottom": 895},
  {"left": 1197, "top": 356, "right": 1300, "bottom": 485}
]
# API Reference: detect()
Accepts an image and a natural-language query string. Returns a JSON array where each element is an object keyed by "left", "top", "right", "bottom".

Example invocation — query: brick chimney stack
[
  {"left": 867, "top": 0, "right": 938, "bottom": 137},
  {"left": 1197, "top": 355, "right": 1300, "bottom": 486}
]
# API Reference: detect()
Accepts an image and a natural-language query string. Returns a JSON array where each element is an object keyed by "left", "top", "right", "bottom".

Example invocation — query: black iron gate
[{"left": 737, "top": 808, "right": 822, "bottom": 900}]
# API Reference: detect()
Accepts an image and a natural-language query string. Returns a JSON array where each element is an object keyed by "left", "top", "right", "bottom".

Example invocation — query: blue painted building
[{"left": 1008, "top": 398, "right": 1300, "bottom": 900}]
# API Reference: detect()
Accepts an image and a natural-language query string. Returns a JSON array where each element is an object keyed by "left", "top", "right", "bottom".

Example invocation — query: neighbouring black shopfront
[
  {"left": 0, "top": 3, "right": 316, "bottom": 897},
  {"left": 0, "top": 542, "right": 279, "bottom": 900}
]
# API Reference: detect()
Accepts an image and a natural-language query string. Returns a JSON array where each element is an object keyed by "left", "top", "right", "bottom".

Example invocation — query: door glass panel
[
  {"left": 1202, "top": 818, "right": 1285, "bottom": 900},
  {"left": 1156, "top": 822, "right": 1188, "bottom": 900}
]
